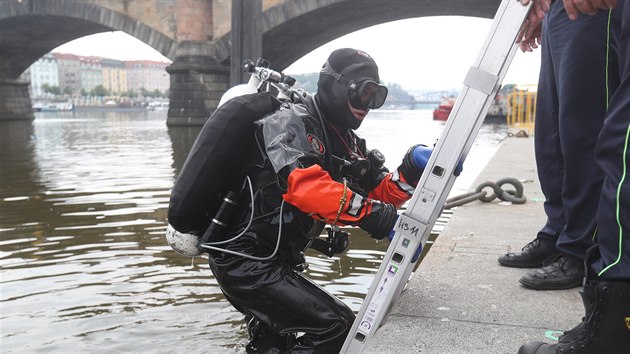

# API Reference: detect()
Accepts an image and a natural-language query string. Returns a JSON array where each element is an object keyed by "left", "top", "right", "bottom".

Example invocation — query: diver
[{"left": 173, "top": 48, "right": 435, "bottom": 353}]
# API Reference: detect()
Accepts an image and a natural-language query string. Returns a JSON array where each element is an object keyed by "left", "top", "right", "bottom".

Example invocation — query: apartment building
[
  {"left": 126, "top": 60, "right": 169, "bottom": 94},
  {"left": 53, "top": 53, "right": 81, "bottom": 95},
  {"left": 101, "top": 58, "right": 128, "bottom": 95},
  {"left": 29, "top": 53, "right": 59, "bottom": 97},
  {"left": 80, "top": 56, "right": 103, "bottom": 92}
]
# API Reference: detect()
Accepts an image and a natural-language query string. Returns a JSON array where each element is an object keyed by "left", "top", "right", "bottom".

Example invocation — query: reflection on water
[{"left": 0, "top": 109, "right": 506, "bottom": 353}]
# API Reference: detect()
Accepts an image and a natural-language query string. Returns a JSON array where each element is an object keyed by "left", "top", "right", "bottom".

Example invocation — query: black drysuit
[{"left": 207, "top": 94, "right": 418, "bottom": 353}]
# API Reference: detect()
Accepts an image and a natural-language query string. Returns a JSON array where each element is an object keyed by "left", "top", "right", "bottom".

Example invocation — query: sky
[{"left": 53, "top": 16, "right": 541, "bottom": 92}]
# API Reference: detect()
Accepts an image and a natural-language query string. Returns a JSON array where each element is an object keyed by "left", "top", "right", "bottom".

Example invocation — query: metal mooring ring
[
  {"left": 496, "top": 177, "right": 527, "bottom": 204},
  {"left": 475, "top": 181, "right": 500, "bottom": 202}
]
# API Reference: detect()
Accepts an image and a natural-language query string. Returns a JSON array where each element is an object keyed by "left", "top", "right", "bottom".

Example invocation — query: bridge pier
[
  {"left": 166, "top": 42, "right": 230, "bottom": 126},
  {"left": 166, "top": 0, "right": 263, "bottom": 126},
  {"left": 0, "top": 79, "right": 34, "bottom": 121},
  {"left": 230, "top": 0, "right": 262, "bottom": 86}
]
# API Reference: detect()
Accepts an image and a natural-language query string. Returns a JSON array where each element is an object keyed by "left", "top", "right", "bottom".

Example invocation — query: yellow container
[{"left": 506, "top": 84, "right": 537, "bottom": 136}]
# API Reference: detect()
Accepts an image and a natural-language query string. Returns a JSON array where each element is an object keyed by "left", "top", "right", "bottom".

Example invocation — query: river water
[{"left": 0, "top": 108, "right": 507, "bottom": 353}]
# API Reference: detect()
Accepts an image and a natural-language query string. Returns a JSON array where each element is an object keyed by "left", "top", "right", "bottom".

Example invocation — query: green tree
[
  {"left": 81, "top": 89, "right": 89, "bottom": 96},
  {"left": 62, "top": 87, "right": 74, "bottom": 95},
  {"left": 290, "top": 73, "right": 318, "bottom": 93},
  {"left": 140, "top": 87, "right": 151, "bottom": 98},
  {"left": 41, "top": 84, "right": 62, "bottom": 95},
  {"left": 121, "top": 90, "right": 138, "bottom": 98},
  {"left": 90, "top": 85, "right": 109, "bottom": 97}
]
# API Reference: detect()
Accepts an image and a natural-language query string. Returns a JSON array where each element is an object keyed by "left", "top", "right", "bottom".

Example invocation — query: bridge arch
[
  {"left": 216, "top": 0, "right": 500, "bottom": 70},
  {"left": 0, "top": 0, "right": 503, "bottom": 123},
  {"left": 0, "top": 0, "right": 175, "bottom": 79}
]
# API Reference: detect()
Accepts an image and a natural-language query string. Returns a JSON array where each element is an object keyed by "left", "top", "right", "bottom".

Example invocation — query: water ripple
[{"left": 0, "top": 109, "right": 504, "bottom": 352}]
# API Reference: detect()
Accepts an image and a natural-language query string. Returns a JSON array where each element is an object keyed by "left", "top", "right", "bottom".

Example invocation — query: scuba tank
[{"left": 166, "top": 59, "right": 300, "bottom": 257}]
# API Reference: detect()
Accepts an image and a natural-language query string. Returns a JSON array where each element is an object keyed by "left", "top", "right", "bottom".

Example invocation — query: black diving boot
[
  {"left": 518, "top": 279, "right": 630, "bottom": 354},
  {"left": 245, "top": 317, "right": 295, "bottom": 354}
]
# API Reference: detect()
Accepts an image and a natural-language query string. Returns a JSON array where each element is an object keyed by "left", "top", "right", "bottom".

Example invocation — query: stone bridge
[{"left": 0, "top": 0, "right": 502, "bottom": 125}]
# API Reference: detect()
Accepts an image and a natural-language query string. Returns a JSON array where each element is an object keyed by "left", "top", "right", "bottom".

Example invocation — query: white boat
[
  {"left": 146, "top": 101, "right": 169, "bottom": 111},
  {"left": 33, "top": 101, "right": 74, "bottom": 112}
]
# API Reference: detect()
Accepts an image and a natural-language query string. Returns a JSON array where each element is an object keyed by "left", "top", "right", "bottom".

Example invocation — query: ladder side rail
[
  {"left": 389, "top": 45, "right": 521, "bottom": 322},
  {"left": 389, "top": 6, "right": 526, "bottom": 316},
  {"left": 406, "top": 2, "right": 530, "bottom": 222},
  {"left": 340, "top": 1, "right": 531, "bottom": 352}
]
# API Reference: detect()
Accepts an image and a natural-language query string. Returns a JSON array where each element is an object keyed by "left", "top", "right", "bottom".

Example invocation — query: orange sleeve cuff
[
  {"left": 368, "top": 171, "right": 414, "bottom": 208},
  {"left": 283, "top": 165, "right": 371, "bottom": 225}
]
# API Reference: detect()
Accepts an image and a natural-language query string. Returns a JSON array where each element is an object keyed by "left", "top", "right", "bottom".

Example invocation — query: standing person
[
  {"left": 200, "top": 48, "right": 432, "bottom": 353},
  {"left": 498, "top": 0, "right": 624, "bottom": 291},
  {"left": 518, "top": 0, "right": 630, "bottom": 352}
]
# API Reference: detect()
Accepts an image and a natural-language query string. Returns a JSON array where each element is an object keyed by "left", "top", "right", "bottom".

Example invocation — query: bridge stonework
[
  {"left": 0, "top": 80, "right": 34, "bottom": 121},
  {"left": 165, "top": 0, "right": 228, "bottom": 125},
  {"left": 0, "top": 0, "right": 500, "bottom": 124}
]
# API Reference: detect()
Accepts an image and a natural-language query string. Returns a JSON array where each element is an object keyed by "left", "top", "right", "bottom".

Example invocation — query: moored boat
[
  {"left": 33, "top": 101, "right": 74, "bottom": 112},
  {"left": 432, "top": 97, "right": 455, "bottom": 121}
]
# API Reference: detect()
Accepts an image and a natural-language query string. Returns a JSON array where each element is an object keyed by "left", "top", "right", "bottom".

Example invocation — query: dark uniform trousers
[
  {"left": 534, "top": 1, "right": 623, "bottom": 260},
  {"left": 592, "top": 2, "right": 630, "bottom": 280}
]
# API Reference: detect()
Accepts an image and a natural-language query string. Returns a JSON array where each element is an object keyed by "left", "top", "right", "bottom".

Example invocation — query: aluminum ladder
[{"left": 341, "top": 1, "right": 532, "bottom": 352}]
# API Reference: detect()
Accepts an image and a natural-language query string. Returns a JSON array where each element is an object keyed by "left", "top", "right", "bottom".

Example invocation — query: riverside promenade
[{"left": 366, "top": 137, "right": 583, "bottom": 354}]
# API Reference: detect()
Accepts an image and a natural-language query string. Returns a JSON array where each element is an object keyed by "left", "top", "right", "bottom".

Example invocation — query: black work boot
[
  {"left": 556, "top": 275, "right": 597, "bottom": 344},
  {"left": 518, "top": 279, "right": 630, "bottom": 354},
  {"left": 519, "top": 254, "right": 584, "bottom": 290},
  {"left": 498, "top": 238, "right": 559, "bottom": 268}
]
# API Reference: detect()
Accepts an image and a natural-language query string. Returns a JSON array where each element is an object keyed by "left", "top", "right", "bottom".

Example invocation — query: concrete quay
[{"left": 367, "top": 137, "right": 583, "bottom": 354}]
